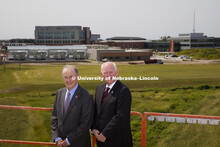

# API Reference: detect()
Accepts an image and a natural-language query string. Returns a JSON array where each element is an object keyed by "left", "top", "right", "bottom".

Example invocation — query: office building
[
  {"left": 0, "top": 39, "right": 35, "bottom": 46},
  {"left": 88, "top": 48, "right": 152, "bottom": 61},
  {"left": 169, "top": 33, "right": 220, "bottom": 49},
  {"left": 35, "top": 26, "right": 92, "bottom": 45},
  {"left": 97, "top": 37, "right": 146, "bottom": 49}
]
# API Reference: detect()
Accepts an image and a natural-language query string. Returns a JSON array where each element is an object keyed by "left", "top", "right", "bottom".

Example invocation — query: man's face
[
  {"left": 63, "top": 69, "right": 78, "bottom": 90},
  {"left": 101, "top": 63, "right": 118, "bottom": 86}
]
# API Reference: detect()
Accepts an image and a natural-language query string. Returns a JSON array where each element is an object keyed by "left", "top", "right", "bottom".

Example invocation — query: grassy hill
[
  {"left": 176, "top": 49, "right": 220, "bottom": 59},
  {"left": 0, "top": 63, "right": 220, "bottom": 147}
]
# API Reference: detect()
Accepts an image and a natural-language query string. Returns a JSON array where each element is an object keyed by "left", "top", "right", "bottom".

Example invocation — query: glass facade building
[{"left": 35, "top": 26, "right": 91, "bottom": 45}]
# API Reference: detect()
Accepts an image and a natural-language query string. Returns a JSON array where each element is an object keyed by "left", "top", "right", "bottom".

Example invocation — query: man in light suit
[
  {"left": 92, "top": 62, "right": 133, "bottom": 147},
  {"left": 51, "top": 65, "right": 94, "bottom": 147}
]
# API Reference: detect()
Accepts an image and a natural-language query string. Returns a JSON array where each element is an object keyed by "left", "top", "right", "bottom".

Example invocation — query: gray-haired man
[{"left": 51, "top": 65, "right": 94, "bottom": 147}]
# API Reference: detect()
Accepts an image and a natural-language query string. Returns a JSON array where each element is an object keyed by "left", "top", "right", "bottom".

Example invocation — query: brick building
[
  {"left": 88, "top": 48, "right": 152, "bottom": 61},
  {"left": 96, "top": 37, "right": 146, "bottom": 49}
]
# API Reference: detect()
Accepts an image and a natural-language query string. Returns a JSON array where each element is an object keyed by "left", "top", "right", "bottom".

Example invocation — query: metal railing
[
  {"left": 1, "top": 105, "right": 220, "bottom": 147},
  {"left": 0, "top": 105, "right": 146, "bottom": 147}
]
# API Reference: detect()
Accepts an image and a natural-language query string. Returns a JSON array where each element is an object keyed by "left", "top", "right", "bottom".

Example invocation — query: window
[
  {"left": 79, "top": 31, "right": 84, "bottom": 39},
  {"left": 54, "top": 32, "right": 61, "bottom": 39},
  {"left": 115, "top": 57, "right": 120, "bottom": 60},
  {"left": 54, "top": 41, "right": 61, "bottom": 44},
  {"left": 38, "top": 32, "right": 44, "bottom": 39},
  {"left": 37, "top": 40, "right": 44, "bottom": 44},
  {"left": 63, "top": 41, "right": 70, "bottom": 44},
  {"left": 45, "top": 32, "right": 53, "bottom": 39},
  {"left": 63, "top": 32, "right": 70, "bottom": 39},
  {"left": 71, "top": 32, "right": 75, "bottom": 39},
  {"left": 125, "top": 56, "right": 130, "bottom": 60},
  {"left": 46, "top": 40, "right": 53, "bottom": 44}
]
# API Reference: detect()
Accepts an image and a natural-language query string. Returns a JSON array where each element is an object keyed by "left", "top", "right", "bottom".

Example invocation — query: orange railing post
[
  {"left": 142, "top": 113, "right": 147, "bottom": 147},
  {"left": 92, "top": 135, "right": 96, "bottom": 147},
  {"left": 131, "top": 111, "right": 146, "bottom": 147}
]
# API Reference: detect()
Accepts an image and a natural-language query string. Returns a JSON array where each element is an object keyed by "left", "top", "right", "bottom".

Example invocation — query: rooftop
[{"left": 106, "top": 36, "right": 146, "bottom": 41}]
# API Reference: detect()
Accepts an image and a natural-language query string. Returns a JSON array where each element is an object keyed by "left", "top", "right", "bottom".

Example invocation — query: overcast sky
[{"left": 0, "top": 0, "right": 219, "bottom": 40}]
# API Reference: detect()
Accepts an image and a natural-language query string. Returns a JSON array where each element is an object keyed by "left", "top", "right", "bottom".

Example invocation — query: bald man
[{"left": 92, "top": 62, "right": 133, "bottom": 147}]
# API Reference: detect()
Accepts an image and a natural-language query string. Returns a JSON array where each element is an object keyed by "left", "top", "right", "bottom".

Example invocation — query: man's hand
[
  {"left": 92, "top": 129, "right": 100, "bottom": 137},
  {"left": 56, "top": 139, "right": 62, "bottom": 147},
  {"left": 96, "top": 133, "right": 106, "bottom": 142},
  {"left": 61, "top": 140, "right": 69, "bottom": 146},
  {"left": 92, "top": 129, "right": 106, "bottom": 142}
]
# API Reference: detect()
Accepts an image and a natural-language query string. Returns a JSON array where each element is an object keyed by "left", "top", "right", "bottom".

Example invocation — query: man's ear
[{"left": 116, "top": 70, "right": 119, "bottom": 76}]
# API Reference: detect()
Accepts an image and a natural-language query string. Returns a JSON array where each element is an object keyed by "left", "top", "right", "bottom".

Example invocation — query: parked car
[
  {"left": 180, "top": 55, "right": 188, "bottom": 59},
  {"left": 171, "top": 55, "right": 178, "bottom": 57},
  {"left": 164, "top": 54, "right": 178, "bottom": 58},
  {"left": 101, "top": 58, "right": 108, "bottom": 62},
  {"left": 144, "top": 59, "right": 163, "bottom": 64}
]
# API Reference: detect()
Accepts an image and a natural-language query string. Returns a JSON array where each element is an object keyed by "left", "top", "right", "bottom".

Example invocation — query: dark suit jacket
[
  {"left": 92, "top": 80, "right": 133, "bottom": 147},
  {"left": 51, "top": 85, "right": 94, "bottom": 147}
]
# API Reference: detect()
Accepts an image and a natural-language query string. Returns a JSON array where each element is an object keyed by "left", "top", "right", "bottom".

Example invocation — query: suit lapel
[
  {"left": 63, "top": 86, "right": 82, "bottom": 120},
  {"left": 60, "top": 89, "right": 66, "bottom": 120},
  {"left": 97, "top": 84, "right": 106, "bottom": 114},
  {"left": 100, "top": 80, "right": 120, "bottom": 112}
]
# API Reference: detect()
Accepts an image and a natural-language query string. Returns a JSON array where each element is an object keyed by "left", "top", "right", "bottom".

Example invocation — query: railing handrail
[
  {"left": 0, "top": 139, "right": 56, "bottom": 146},
  {"left": 0, "top": 105, "right": 52, "bottom": 111},
  {"left": 0, "top": 105, "right": 146, "bottom": 147},
  {"left": 144, "top": 112, "right": 220, "bottom": 120},
  {"left": 1, "top": 105, "right": 220, "bottom": 147}
]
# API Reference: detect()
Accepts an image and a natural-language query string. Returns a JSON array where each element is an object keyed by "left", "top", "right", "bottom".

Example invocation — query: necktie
[
  {"left": 64, "top": 92, "right": 70, "bottom": 115},
  {"left": 102, "top": 87, "right": 110, "bottom": 104}
]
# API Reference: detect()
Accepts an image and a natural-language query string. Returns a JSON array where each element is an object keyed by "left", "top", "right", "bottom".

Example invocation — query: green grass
[
  {"left": 176, "top": 48, "right": 220, "bottom": 59},
  {"left": 0, "top": 63, "right": 220, "bottom": 147}
]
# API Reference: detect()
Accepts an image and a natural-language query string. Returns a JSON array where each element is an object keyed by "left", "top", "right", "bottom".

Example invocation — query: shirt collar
[
  {"left": 106, "top": 80, "right": 117, "bottom": 90},
  {"left": 66, "top": 83, "right": 78, "bottom": 95}
]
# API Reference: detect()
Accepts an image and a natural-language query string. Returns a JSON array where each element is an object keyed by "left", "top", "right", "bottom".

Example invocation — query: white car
[
  {"left": 180, "top": 55, "right": 188, "bottom": 59},
  {"left": 101, "top": 58, "right": 108, "bottom": 62}
]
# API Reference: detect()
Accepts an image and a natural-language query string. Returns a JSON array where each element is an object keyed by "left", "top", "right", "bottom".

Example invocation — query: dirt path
[{"left": 13, "top": 72, "right": 21, "bottom": 83}]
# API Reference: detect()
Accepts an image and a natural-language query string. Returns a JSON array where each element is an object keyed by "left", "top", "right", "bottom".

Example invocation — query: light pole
[
  {"left": 2, "top": 48, "right": 7, "bottom": 72},
  {"left": 16, "top": 55, "right": 21, "bottom": 71},
  {"left": 3, "top": 54, "right": 5, "bottom": 72},
  {"left": 19, "top": 56, "right": 21, "bottom": 71},
  {"left": 1, "top": 43, "right": 7, "bottom": 72}
]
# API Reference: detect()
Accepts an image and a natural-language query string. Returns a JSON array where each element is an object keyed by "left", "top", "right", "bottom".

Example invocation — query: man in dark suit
[
  {"left": 51, "top": 65, "right": 94, "bottom": 147},
  {"left": 92, "top": 62, "right": 133, "bottom": 147}
]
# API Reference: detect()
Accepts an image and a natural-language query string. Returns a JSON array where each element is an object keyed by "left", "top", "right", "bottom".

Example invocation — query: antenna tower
[{"left": 193, "top": 10, "right": 196, "bottom": 33}]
